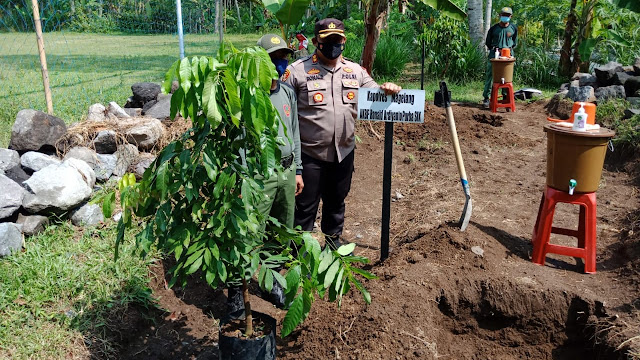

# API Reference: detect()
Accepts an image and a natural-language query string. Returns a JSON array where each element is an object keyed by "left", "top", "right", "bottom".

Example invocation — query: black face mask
[{"left": 318, "top": 42, "right": 344, "bottom": 60}]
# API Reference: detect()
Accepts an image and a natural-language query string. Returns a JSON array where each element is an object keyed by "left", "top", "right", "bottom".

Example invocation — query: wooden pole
[{"left": 30, "top": 0, "right": 53, "bottom": 114}]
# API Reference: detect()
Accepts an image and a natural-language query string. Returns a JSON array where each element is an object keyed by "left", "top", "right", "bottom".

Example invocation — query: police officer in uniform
[
  {"left": 283, "top": 18, "right": 401, "bottom": 249},
  {"left": 482, "top": 7, "right": 518, "bottom": 109}
]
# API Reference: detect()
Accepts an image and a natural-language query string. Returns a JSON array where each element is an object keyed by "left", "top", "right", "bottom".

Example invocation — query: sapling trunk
[{"left": 243, "top": 278, "right": 253, "bottom": 337}]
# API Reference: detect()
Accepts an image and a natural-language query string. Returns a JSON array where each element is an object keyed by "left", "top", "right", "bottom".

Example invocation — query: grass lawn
[{"left": 0, "top": 32, "right": 258, "bottom": 148}]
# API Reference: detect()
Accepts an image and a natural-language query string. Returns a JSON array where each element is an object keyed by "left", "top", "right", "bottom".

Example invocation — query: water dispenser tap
[{"left": 568, "top": 179, "right": 577, "bottom": 195}]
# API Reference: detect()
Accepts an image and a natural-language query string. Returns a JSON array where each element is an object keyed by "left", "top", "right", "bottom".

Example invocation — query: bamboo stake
[{"left": 30, "top": 0, "right": 53, "bottom": 114}]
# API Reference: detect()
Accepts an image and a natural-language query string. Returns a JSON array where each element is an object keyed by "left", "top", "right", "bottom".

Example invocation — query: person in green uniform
[
  {"left": 256, "top": 33, "right": 304, "bottom": 228},
  {"left": 482, "top": 7, "right": 518, "bottom": 109},
  {"left": 228, "top": 34, "right": 303, "bottom": 312}
]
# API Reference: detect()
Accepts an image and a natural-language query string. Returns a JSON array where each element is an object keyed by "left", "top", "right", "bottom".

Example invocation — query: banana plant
[
  {"left": 261, "top": 0, "right": 312, "bottom": 46},
  {"left": 101, "top": 44, "right": 376, "bottom": 338}
]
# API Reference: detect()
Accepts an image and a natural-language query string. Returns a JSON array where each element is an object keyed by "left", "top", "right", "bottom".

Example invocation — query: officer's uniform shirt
[{"left": 282, "top": 52, "right": 378, "bottom": 163}]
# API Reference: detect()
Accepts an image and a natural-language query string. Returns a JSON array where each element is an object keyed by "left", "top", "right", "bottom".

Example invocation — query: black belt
[{"left": 281, "top": 154, "right": 294, "bottom": 168}]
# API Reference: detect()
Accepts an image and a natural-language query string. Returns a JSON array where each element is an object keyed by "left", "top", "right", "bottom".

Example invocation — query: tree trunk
[
  {"left": 484, "top": 0, "right": 492, "bottom": 39},
  {"left": 467, "top": 0, "right": 484, "bottom": 49},
  {"left": 573, "top": 0, "right": 596, "bottom": 73},
  {"left": 559, "top": 0, "right": 578, "bottom": 77},
  {"left": 234, "top": 0, "right": 241, "bottom": 23},
  {"left": 243, "top": 278, "right": 253, "bottom": 337},
  {"left": 361, "top": 0, "right": 389, "bottom": 74}
]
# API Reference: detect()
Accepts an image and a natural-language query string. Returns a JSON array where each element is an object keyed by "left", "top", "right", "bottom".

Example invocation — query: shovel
[{"left": 434, "top": 81, "right": 472, "bottom": 231}]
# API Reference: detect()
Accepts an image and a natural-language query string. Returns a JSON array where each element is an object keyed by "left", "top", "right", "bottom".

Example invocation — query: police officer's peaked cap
[
  {"left": 500, "top": 7, "right": 513, "bottom": 15},
  {"left": 257, "top": 34, "right": 294, "bottom": 55},
  {"left": 315, "top": 18, "right": 346, "bottom": 39}
]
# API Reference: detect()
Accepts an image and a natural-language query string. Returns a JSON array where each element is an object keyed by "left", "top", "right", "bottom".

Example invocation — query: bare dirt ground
[{"left": 109, "top": 100, "right": 640, "bottom": 359}]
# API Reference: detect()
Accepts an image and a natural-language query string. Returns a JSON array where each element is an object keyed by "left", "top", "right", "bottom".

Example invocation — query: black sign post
[{"left": 380, "top": 121, "right": 393, "bottom": 261}]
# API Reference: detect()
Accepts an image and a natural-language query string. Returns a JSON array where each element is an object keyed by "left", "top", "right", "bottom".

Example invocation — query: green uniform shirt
[
  {"left": 485, "top": 23, "right": 518, "bottom": 51},
  {"left": 270, "top": 81, "right": 302, "bottom": 173}
]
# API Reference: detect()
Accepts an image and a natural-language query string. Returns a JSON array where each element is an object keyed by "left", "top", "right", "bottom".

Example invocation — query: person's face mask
[
  {"left": 318, "top": 42, "right": 345, "bottom": 60},
  {"left": 272, "top": 58, "right": 288, "bottom": 77},
  {"left": 500, "top": 16, "right": 511, "bottom": 23}
]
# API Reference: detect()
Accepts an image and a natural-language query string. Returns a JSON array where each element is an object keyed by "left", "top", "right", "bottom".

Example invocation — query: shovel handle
[{"left": 445, "top": 106, "right": 468, "bottom": 183}]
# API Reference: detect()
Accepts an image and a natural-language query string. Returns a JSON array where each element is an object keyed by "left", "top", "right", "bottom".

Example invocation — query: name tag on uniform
[{"left": 357, "top": 88, "right": 425, "bottom": 123}]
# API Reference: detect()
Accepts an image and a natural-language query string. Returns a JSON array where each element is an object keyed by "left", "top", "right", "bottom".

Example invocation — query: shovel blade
[{"left": 459, "top": 196, "right": 472, "bottom": 231}]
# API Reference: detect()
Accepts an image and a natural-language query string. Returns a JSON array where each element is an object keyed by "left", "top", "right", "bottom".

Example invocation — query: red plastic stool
[
  {"left": 531, "top": 186, "right": 597, "bottom": 273},
  {"left": 490, "top": 82, "right": 516, "bottom": 113}
]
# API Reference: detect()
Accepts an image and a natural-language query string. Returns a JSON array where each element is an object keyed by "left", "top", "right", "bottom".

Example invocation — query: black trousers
[{"left": 295, "top": 150, "right": 354, "bottom": 237}]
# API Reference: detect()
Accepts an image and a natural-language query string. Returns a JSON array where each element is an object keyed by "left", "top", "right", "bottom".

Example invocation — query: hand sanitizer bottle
[
  {"left": 495, "top": 48, "right": 500, "bottom": 59},
  {"left": 572, "top": 102, "right": 588, "bottom": 132}
]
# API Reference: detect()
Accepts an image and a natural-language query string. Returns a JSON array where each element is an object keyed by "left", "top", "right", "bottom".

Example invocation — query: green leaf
[
  {"left": 281, "top": 295, "right": 303, "bottom": 337},
  {"left": 418, "top": 0, "right": 466, "bottom": 21},
  {"left": 274, "top": 0, "right": 312, "bottom": 27},
  {"left": 303, "top": 233, "right": 321, "bottom": 262},
  {"left": 352, "top": 277, "right": 371, "bottom": 304},
  {"left": 163, "top": 60, "right": 179, "bottom": 94},
  {"left": 217, "top": 261, "right": 227, "bottom": 282},
  {"left": 318, "top": 252, "right": 333, "bottom": 274},
  {"left": 170, "top": 87, "right": 184, "bottom": 120},
  {"left": 323, "top": 260, "right": 340, "bottom": 289},
  {"left": 261, "top": 0, "right": 283, "bottom": 14},
  {"left": 102, "top": 191, "right": 116, "bottom": 218},
  {"left": 334, "top": 268, "right": 344, "bottom": 293},
  {"left": 350, "top": 267, "right": 378, "bottom": 280},
  {"left": 202, "top": 73, "right": 223, "bottom": 127},
  {"left": 186, "top": 252, "right": 204, "bottom": 275},
  {"left": 264, "top": 268, "right": 274, "bottom": 292},
  {"left": 272, "top": 270, "right": 287, "bottom": 290},
  {"left": 337, "top": 243, "right": 356, "bottom": 256},
  {"left": 179, "top": 57, "right": 192, "bottom": 94},
  {"left": 155, "top": 162, "right": 170, "bottom": 201},
  {"left": 205, "top": 267, "right": 217, "bottom": 285},
  {"left": 258, "top": 264, "right": 268, "bottom": 288}
]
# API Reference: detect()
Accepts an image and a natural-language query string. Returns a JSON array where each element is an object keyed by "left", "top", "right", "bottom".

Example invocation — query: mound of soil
[{"left": 102, "top": 100, "right": 640, "bottom": 360}]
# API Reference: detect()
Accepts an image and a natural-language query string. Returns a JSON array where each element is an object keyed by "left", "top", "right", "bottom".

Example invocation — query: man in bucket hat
[
  {"left": 482, "top": 7, "right": 518, "bottom": 109},
  {"left": 282, "top": 18, "right": 402, "bottom": 251}
]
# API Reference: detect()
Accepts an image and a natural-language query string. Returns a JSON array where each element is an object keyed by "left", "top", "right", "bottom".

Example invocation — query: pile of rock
[
  {"left": 0, "top": 82, "right": 180, "bottom": 257},
  {"left": 553, "top": 59, "right": 640, "bottom": 119}
]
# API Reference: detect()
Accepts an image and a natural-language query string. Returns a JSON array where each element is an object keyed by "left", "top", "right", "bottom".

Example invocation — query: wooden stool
[
  {"left": 490, "top": 82, "right": 516, "bottom": 113},
  {"left": 531, "top": 186, "right": 597, "bottom": 273}
]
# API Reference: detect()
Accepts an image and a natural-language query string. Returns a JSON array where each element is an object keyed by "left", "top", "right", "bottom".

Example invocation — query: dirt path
[{"left": 112, "top": 100, "right": 640, "bottom": 360}]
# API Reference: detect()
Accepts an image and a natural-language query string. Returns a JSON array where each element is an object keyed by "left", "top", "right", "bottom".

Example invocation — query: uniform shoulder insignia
[{"left": 281, "top": 68, "right": 291, "bottom": 81}]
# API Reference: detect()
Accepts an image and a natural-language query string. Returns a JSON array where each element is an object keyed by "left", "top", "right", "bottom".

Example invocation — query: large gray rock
[
  {"left": 567, "top": 85, "right": 595, "bottom": 102},
  {"left": 125, "top": 118, "right": 165, "bottom": 151},
  {"left": 124, "top": 108, "right": 142, "bottom": 117},
  {"left": 87, "top": 103, "right": 107, "bottom": 122},
  {"left": 113, "top": 144, "right": 139, "bottom": 177},
  {"left": 16, "top": 213, "right": 49, "bottom": 236},
  {"left": 130, "top": 153, "right": 156, "bottom": 179},
  {"left": 634, "top": 58, "right": 640, "bottom": 75},
  {"left": 3, "top": 165, "right": 29, "bottom": 185},
  {"left": 595, "top": 85, "right": 626, "bottom": 101},
  {"left": 129, "top": 82, "right": 162, "bottom": 108},
  {"left": 22, "top": 159, "right": 95, "bottom": 213},
  {"left": 624, "top": 76, "right": 640, "bottom": 98},
  {"left": 594, "top": 62, "right": 624, "bottom": 87},
  {"left": 613, "top": 72, "right": 633, "bottom": 86},
  {"left": 64, "top": 147, "right": 98, "bottom": 169},
  {"left": 71, "top": 203, "right": 104, "bottom": 226},
  {"left": 0, "top": 148, "right": 20, "bottom": 172},
  {"left": 0, "top": 223, "right": 23, "bottom": 256},
  {"left": 95, "top": 154, "right": 117, "bottom": 182},
  {"left": 627, "top": 97, "right": 640, "bottom": 107},
  {"left": 93, "top": 130, "right": 117, "bottom": 154},
  {"left": 144, "top": 93, "right": 171, "bottom": 120},
  {"left": 20, "top": 151, "right": 61, "bottom": 173},
  {"left": 623, "top": 109, "right": 640, "bottom": 120},
  {"left": 0, "top": 174, "right": 25, "bottom": 220},
  {"left": 572, "top": 72, "right": 597, "bottom": 87},
  {"left": 108, "top": 102, "right": 130, "bottom": 119},
  {"left": 9, "top": 109, "right": 67, "bottom": 152}
]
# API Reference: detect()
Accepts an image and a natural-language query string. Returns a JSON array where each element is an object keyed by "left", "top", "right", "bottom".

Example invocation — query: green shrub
[
  {"left": 342, "top": 34, "right": 412, "bottom": 80},
  {"left": 613, "top": 115, "right": 640, "bottom": 149},
  {"left": 514, "top": 47, "right": 564, "bottom": 88},
  {"left": 596, "top": 98, "right": 629, "bottom": 128}
]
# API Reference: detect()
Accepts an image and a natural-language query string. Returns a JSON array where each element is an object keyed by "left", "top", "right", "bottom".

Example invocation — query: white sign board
[{"left": 357, "top": 88, "right": 425, "bottom": 123}]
